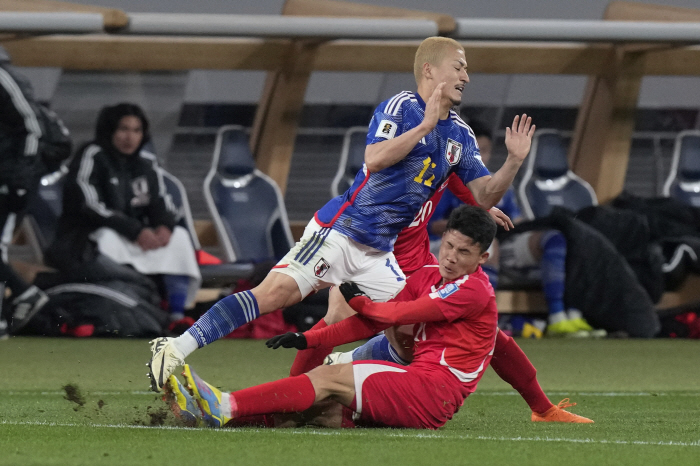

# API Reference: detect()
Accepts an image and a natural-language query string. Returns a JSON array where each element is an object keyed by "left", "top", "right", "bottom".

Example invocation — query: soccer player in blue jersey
[{"left": 147, "top": 36, "right": 535, "bottom": 392}]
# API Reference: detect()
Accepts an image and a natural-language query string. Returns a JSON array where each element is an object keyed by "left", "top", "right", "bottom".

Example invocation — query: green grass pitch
[{"left": 1, "top": 337, "right": 698, "bottom": 466}]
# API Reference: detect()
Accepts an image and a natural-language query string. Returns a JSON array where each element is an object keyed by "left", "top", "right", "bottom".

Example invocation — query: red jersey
[
  {"left": 392, "top": 265, "right": 498, "bottom": 392},
  {"left": 394, "top": 173, "right": 479, "bottom": 275}
]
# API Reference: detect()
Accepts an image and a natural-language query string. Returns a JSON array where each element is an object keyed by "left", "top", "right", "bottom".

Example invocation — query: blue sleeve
[{"left": 366, "top": 96, "right": 406, "bottom": 146}]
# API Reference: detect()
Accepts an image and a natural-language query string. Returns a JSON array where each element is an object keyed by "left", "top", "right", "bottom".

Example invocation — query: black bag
[
  {"left": 37, "top": 104, "right": 72, "bottom": 173},
  {"left": 23, "top": 281, "right": 169, "bottom": 338}
]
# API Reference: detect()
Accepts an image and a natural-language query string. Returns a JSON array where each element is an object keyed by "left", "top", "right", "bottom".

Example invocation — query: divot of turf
[{"left": 62, "top": 383, "right": 85, "bottom": 411}]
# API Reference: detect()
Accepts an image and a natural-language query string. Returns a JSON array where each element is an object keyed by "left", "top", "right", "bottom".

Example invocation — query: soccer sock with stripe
[
  {"left": 289, "top": 319, "right": 331, "bottom": 376},
  {"left": 540, "top": 231, "right": 567, "bottom": 317},
  {"left": 489, "top": 330, "right": 553, "bottom": 415},
  {"left": 351, "top": 334, "right": 409, "bottom": 365},
  {"left": 229, "top": 375, "right": 316, "bottom": 418},
  {"left": 175, "top": 290, "right": 260, "bottom": 357}
]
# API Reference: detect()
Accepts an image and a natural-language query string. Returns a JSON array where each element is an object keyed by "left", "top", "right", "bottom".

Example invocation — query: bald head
[{"left": 413, "top": 37, "right": 465, "bottom": 85}]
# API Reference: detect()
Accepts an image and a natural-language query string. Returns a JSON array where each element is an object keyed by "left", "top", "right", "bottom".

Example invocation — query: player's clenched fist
[
  {"left": 266, "top": 332, "right": 307, "bottom": 350},
  {"left": 339, "top": 282, "right": 368, "bottom": 304}
]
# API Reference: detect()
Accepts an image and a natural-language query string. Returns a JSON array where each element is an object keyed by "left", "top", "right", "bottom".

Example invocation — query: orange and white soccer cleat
[{"left": 531, "top": 398, "right": 594, "bottom": 423}]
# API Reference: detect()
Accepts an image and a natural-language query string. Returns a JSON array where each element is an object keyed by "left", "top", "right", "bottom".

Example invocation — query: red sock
[
  {"left": 490, "top": 331, "right": 553, "bottom": 415},
  {"left": 231, "top": 375, "right": 316, "bottom": 418},
  {"left": 289, "top": 319, "right": 332, "bottom": 376}
]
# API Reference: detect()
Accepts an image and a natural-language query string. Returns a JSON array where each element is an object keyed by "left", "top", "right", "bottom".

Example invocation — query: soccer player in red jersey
[
  {"left": 293, "top": 140, "right": 591, "bottom": 424},
  {"left": 163, "top": 206, "right": 592, "bottom": 429}
]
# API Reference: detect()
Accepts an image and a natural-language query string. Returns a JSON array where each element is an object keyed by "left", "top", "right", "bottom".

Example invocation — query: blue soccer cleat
[
  {"left": 182, "top": 364, "right": 231, "bottom": 428},
  {"left": 162, "top": 375, "right": 203, "bottom": 427}
]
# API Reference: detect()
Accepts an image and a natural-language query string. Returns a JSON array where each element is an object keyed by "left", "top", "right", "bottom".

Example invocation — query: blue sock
[
  {"left": 187, "top": 290, "right": 260, "bottom": 347},
  {"left": 163, "top": 274, "right": 190, "bottom": 316},
  {"left": 351, "top": 335, "right": 409, "bottom": 365},
  {"left": 540, "top": 231, "right": 566, "bottom": 316},
  {"left": 481, "top": 263, "right": 499, "bottom": 289}
]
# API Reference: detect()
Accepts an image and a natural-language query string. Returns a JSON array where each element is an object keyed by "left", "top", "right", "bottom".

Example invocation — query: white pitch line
[{"left": 2, "top": 420, "right": 699, "bottom": 448}]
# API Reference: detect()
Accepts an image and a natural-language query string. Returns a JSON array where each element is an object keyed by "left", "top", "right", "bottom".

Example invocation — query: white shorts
[{"left": 271, "top": 219, "right": 406, "bottom": 302}]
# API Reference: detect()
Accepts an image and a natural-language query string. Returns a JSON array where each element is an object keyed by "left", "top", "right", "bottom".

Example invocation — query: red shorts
[{"left": 350, "top": 361, "right": 470, "bottom": 430}]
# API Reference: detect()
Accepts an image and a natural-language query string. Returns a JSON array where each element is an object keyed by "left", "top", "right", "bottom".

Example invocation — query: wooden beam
[
  {"left": 282, "top": 0, "right": 454, "bottom": 35},
  {"left": 1, "top": 35, "right": 291, "bottom": 70},
  {"left": 0, "top": 0, "right": 127, "bottom": 29},
  {"left": 250, "top": 40, "right": 320, "bottom": 193},
  {"left": 2, "top": 35, "right": 620, "bottom": 75},
  {"left": 605, "top": 1, "right": 700, "bottom": 22}
]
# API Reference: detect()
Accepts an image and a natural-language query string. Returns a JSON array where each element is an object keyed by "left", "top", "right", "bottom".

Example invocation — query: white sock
[{"left": 172, "top": 332, "right": 199, "bottom": 358}]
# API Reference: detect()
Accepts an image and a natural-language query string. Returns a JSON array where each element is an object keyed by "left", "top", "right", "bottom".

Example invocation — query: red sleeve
[
  {"left": 348, "top": 294, "right": 445, "bottom": 325},
  {"left": 304, "top": 315, "right": 391, "bottom": 349},
  {"left": 447, "top": 172, "right": 479, "bottom": 206},
  {"left": 427, "top": 278, "right": 491, "bottom": 322}
]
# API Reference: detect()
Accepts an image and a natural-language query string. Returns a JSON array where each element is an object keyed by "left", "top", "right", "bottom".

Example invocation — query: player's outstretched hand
[
  {"left": 505, "top": 114, "right": 536, "bottom": 163},
  {"left": 266, "top": 332, "right": 307, "bottom": 350},
  {"left": 339, "top": 282, "right": 368, "bottom": 304},
  {"left": 489, "top": 206, "right": 514, "bottom": 231}
]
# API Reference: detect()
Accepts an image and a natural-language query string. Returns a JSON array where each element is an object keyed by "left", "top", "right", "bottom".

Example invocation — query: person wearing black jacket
[
  {"left": 0, "top": 47, "right": 49, "bottom": 338},
  {"left": 46, "top": 103, "right": 201, "bottom": 325}
]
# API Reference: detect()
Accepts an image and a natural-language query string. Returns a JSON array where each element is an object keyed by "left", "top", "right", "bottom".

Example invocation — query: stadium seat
[
  {"left": 158, "top": 165, "right": 255, "bottom": 287},
  {"left": 330, "top": 126, "right": 368, "bottom": 198},
  {"left": 663, "top": 130, "right": 700, "bottom": 207},
  {"left": 203, "top": 125, "right": 294, "bottom": 263},
  {"left": 517, "top": 129, "right": 598, "bottom": 219}
]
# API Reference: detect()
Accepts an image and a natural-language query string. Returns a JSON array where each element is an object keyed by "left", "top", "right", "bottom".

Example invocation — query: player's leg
[
  {"left": 148, "top": 219, "right": 343, "bottom": 391},
  {"left": 289, "top": 286, "right": 354, "bottom": 375},
  {"left": 326, "top": 326, "right": 411, "bottom": 366},
  {"left": 291, "top": 247, "right": 406, "bottom": 375},
  {"left": 490, "top": 330, "right": 593, "bottom": 423},
  {"left": 180, "top": 363, "right": 355, "bottom": 428}
]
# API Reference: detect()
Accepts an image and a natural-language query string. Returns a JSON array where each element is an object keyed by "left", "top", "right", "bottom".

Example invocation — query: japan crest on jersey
[
  {"left": 445, "top": 138, "right": 462, "bottom": 166},
  {"left": 314, "top": 258, "right": 331, "bottom": 278}
]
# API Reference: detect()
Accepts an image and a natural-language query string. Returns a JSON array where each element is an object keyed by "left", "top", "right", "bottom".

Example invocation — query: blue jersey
[{"left": 315, "top": 91, "right": 490, "bottom": 251}]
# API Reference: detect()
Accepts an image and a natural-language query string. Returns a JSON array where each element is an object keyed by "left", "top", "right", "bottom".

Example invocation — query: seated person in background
[
  {"left": 45, "top": 103, "right": 201, "bottom": 324},
  {"left": 0, "top": 47, "right": 50, "bottom": 338},
  {"left": 428, "top": 121, "right": 598, "bottom": 337}
]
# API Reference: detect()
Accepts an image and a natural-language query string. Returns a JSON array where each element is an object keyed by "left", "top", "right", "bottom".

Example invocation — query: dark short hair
[
  {"left": 445, "top": 204, "right": 496, "bottom": 253},
  {"left": 94, "top": 103, "right": 150, "bottom": 154},
  {"left": 468, "top": 119, "right": 492, "bottom": 141}
]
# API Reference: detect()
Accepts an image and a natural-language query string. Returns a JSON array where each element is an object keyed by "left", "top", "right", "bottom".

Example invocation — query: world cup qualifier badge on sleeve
[
  {"left": 445, "top": 139, "right": 462, "bottom": 165},
  {"left": 375, "top": 120, "right": 397, "bottom": 140}
]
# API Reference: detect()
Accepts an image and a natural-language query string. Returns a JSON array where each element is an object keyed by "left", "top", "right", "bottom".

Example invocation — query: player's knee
[
  {"left": 307, "top": 364, "right": 354, "bottom": 401},
  {"left": 252, "top": 274, "right": 302, "bottom": 312}
]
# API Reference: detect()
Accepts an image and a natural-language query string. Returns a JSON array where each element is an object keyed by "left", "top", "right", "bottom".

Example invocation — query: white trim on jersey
[
  {"left": 0, "top": 67, "right": 42, "bottom": 156},
  {"left": 77, "top": 145, "right": 114, "bottom": 218},
  {"left": 384, "top": 91, "right": 417, "bottom": 116},
  {"left": 439, "top": 348, "right": 489, "bottom": 383}
]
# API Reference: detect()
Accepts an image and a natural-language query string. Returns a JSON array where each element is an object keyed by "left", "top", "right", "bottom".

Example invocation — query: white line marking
[{"left": 2, "top": 420, "right": 699, "bottom": 447}]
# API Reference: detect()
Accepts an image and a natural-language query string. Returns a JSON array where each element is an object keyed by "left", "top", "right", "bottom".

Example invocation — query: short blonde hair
[{"left": 413, "top": 37, "right": 464, "bottom": 84}]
